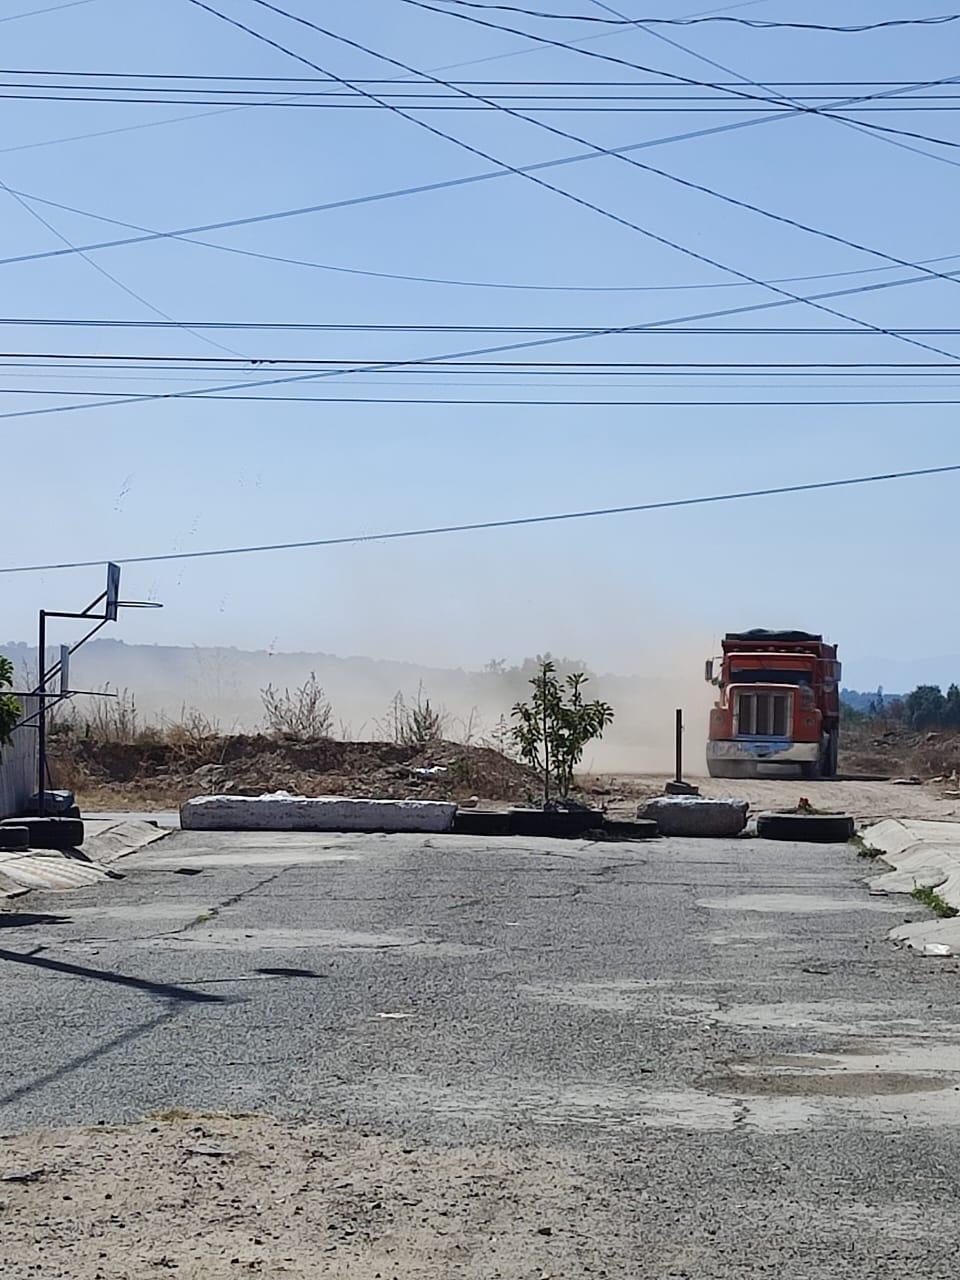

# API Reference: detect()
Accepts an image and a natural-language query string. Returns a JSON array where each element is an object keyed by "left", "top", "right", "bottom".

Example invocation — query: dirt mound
[
  {"left": 840, "top": 720, "right": 960, "bottom": 782},
  {"left": 51, "top": 733, "right": 541, "bottom": 809}
]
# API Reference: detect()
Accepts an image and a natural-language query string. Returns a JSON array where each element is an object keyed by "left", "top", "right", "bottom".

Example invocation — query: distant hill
[{"left": 841, "top": 688, "right": 904, "bottom": 713}]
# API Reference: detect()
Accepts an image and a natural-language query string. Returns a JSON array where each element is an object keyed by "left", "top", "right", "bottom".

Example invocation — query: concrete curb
[
  {"left": 0, "top": 819, "right": 170, "bottom": 901},
  {"left": 181, "top": 793, "right": 457, "bottom": 833},
  {"left": 0, "top": 851, "right": 112, "bottom": 898},
  {"left": 864, "top": 818, "right": 960, "bottom": 956},
  {"left": 80, "top": 819, "right": 170, "bottom": 865}
]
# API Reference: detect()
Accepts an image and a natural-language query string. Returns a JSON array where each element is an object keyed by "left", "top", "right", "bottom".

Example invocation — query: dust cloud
[{"left": 1, "top": 634, "right": 715, "bottom": 777}]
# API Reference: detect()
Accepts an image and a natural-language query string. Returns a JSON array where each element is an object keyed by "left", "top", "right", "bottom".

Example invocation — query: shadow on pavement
[
  {"left": 0, "top": 947, "right": 228, "bottom": 1005},
  {"left": 0, "top": 913, "right": 72, "bottom": 930}
]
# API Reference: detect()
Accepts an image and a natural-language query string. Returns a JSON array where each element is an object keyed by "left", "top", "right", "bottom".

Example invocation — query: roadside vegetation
[
  {"left": 44, "top": 653, "right": 617, "bottom": 811},
  {"left": 0, "top": 655, "right": 21, "bottom": 750},
  {"left": 911, "top": 884, "right": 960, "bottom": 919}
]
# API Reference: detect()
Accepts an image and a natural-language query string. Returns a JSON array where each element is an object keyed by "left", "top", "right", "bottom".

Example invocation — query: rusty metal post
[{"left": 675, "top": 708, "right": 683, "bottom": 783}]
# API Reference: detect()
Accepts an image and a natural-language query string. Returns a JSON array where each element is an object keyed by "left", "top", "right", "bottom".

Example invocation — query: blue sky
[{"left": 1, "top": 0, "right": 958, "bottom": 686}]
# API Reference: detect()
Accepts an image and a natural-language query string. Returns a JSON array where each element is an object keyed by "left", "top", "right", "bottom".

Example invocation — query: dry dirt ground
[
  {"left": 0, "top": 1113, "right": 606, "bottom": 1279},
  {"left": 592, "top": 774, "right": 960, "bottom": 823},
  {"left": 53, "top": 737, "right": 540, "bottom": 812}
]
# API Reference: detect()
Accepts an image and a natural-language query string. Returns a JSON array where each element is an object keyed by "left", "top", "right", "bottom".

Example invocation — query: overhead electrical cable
[
  {"left": 404, "top": 0, "right": 960, "bottom": 163},
  {"left": 5, "top": 263, "right": 960, "bottom": 425},
  {"left": 195, "top": 0, "right": 960, "bottom": 367},
  {"left": 0, "top": 0, "right": 97, "bottom": 21},
  {"left": 249, "top": 0, "right": 960, "bottom": 300},
  {"left": 426, "top": 3, "right": 960, "bottom": 32},
  {"left": 587, "top": 0, "right": 960, "bottom": 172},
  {"left": 0, "top": 0, "right": 784, "bottom": 157},
  {"left": 2, "top": 390, "right": 958, "bottom": 406},
  {"left": 2, "top": 462, "right": 958, "bottom": 577},
  {"left": 0, "top": 178, "right": 244, "bottom": 359}
]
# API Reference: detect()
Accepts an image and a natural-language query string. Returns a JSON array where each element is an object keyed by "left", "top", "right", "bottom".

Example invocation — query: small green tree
[
  {"left": 0, "top": 656, "right": 21, "bottom": 749},
  {"left": 511, "top": 659, "right": 614, "bottom": 804}
]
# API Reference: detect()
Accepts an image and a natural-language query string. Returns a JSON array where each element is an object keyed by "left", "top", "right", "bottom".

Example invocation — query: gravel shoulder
[{"left": 598, "top": 774, "right": 960, "bottom": 822}]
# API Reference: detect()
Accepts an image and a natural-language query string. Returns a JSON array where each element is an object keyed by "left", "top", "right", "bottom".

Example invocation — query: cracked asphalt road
[{"left": 2, "top": 827, "right": 960, "bottom": 1276}]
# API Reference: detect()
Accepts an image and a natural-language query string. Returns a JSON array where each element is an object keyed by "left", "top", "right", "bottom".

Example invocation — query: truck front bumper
[{"left": 707, "top": 737, "right": 819, "bottom": 765}]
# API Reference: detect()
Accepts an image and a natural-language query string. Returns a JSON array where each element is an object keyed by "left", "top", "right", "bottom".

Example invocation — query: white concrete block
[
  {"left": 180, "top": 791, "right": 456, "bottom": 833},
  {"left": 641, "top": 796, "right": 748, "bottom": 837}
]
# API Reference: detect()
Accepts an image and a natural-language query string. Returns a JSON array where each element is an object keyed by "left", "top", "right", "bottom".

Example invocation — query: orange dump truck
[{"left": 705, "top": 629, "right": 841, "bottom": 779}]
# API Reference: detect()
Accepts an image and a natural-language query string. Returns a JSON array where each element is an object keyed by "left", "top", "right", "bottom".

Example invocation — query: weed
[
  {"left": 911, "top": 885, "right": 959, "bottom": 918},
  {"left": 849, "top": 833, "right": 883, "bottom": 858},
  {"left": 260, "top": 672, "right": 333, "bottom": 740},
  {"left": 376, "top": 684, "right": 447, "bottom": 747}
]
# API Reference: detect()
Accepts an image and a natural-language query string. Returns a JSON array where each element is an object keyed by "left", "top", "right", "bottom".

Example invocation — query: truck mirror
[{"left": 704, "top": 659, "right": 714, "bottom": 683}]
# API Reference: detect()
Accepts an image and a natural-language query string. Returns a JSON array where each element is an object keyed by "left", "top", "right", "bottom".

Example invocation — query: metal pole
[
  {"left": 675, "top": 707, "right": 683, "bottom": 783},
  {"left": 37, "top": 610, "right": 46, "bottom": 816}
]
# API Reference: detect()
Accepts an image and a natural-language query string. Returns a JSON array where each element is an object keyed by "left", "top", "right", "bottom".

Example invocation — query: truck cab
[{"left": 705, "top": 629, "right": 840, "bottom": 779}]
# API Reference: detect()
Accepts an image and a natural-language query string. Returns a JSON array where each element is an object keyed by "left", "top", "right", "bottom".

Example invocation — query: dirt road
[{"left": 598, "top": 774, "right": 960, "bottom": 822}]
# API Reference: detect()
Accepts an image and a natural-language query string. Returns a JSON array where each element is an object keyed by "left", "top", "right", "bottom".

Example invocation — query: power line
[
  {"left": 3, "top": 462, "right": 958, "bottom": 577},
  {"left": 0, "top": 177, "right": 243, "bottom": 360},
  {"left": 0, "top": 1, "right": 785, "bottom": 159},
  {"left": 406, "top": 0, "right": 960, "bottom": 164},
  {"left": 589, "top": 0, "right": 960, "bottom": 174},
  {"left": 5, "top": 71, "right": 956, "bottom": 89},
  {"left": 4, "top": 72, "right": 956, "bottom": 278},
  {"left": 426, "top": 3, "right": 960, "bottom": 32},
  {"left": 5, "top": 353, "right": 960, "bottom": 365},
  {"left": 217, "top": 0, "right": 960, "bottom": 366},
  {"left": 3, "top": 390, "right": 960, "bottom": 405},
  {"left": 0, "top": 0, "right": 97, "bottom": 22},
  {"left": 3, "top": 263, "right": 958, "bottom": 424}
]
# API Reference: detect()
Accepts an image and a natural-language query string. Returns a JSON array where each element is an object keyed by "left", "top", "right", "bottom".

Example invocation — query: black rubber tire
[
  {"left": 508, "top": 808, "right": 603, "bottom": 839},
  {"left": 0, "top": 826, "right": 29, "bottom": 852},
  {"left": 828, "top": 732, "right": 840, "bottom": 778},
  {"left": 756, "top": 812, "right": 855, "bottom": 843},
  {"left": 601, "top": 818, "right": 659, "bottom": 841},
  {"left": 453, "top": 810, "right": 512, "bottom": 837},
  {"left": 0, "top": 816, "right": 84, "bottom": 849}
]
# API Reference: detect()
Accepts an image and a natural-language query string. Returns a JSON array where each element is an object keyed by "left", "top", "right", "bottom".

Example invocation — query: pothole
[{"left": 702, "top": 1070, "right": 957, "bottom": 1098}]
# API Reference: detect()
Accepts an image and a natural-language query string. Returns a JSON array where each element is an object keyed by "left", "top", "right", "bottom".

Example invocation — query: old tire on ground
[
  {"left": 0, "top": 826, "right": 29, "bottom": 852},
  {"left": 756, "top": 812, "right": 855, "bottom": 843},
  {"left": 508, "top": 808, "right": 602, "bottom": 839},
  {"left": 0, "top": 816, "right": 84, "bottom": 849},
  {"left": 453, "top": 809, "right": 512, "bottom": 837},
  {"left": 601, "top": 818, "right": 659, "bottom": 841}
]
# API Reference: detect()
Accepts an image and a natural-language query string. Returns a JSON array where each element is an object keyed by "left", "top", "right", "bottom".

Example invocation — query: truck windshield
[{"left": 730, "top": 667, "right": 813, "bottom": 685}]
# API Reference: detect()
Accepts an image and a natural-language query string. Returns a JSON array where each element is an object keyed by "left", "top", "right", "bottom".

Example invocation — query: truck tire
[
  {"left": 799, "top": 759, "right": 820, "bottom": 781},
  {"left": 0, "top": 816, "right": 84, "bottom": 849},
  {"left": 0, "top": 826, "right": 29, "bottom": 852},
  {"left": 756, "top": 812, "right": 855, "bottom": 843},
  {"left": 828, "top": 732, "right": 840, "bottom": 778}
]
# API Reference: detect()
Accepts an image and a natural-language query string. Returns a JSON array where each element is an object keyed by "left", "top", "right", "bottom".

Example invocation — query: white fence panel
[{"left": 0, "top": 696, "right": 38, "bottom": 818}]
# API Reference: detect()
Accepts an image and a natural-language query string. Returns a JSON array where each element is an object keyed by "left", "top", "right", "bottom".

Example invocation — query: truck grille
[{"left": 735, "top": 690, "right": 791, "bottom": 738}]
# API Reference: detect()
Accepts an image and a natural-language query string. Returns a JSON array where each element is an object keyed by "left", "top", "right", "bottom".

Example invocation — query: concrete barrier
[
  {"left": 180, "top": 792, "right": 457, "bottom": 833},
  {"left": 864, "top": 818, "right": 960, "bottom": 955},
  {"left": 640, "top": 796, "right": 748, "bottom": 838}
]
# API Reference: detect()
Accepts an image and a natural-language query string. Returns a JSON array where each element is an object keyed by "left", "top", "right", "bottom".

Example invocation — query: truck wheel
[
  {"left": 828, "top": 733, "right": 840, "bottom": 777},
  {"left": 757, "top": 812, "right": 855, "bottom": 843},
  {"left": 799, "top": 757, "right": 821, "bottom": 781}
]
